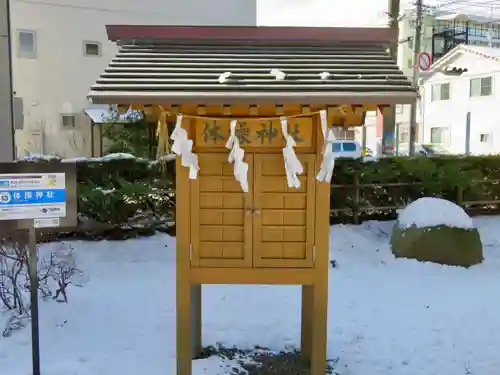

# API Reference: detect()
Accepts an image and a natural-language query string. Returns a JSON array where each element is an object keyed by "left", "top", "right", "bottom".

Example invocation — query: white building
[
  {"left": 398, "top": 10, "right": 500, "bottom": 77},
  {"left": 10, "top": 0, "right": 257, "bottom": 158},
  {"left": 363, "top": 10, "right": 500, "bottom": 153},
  {"left": 420, "top": 44, "right": 500, "bottom": 155}
]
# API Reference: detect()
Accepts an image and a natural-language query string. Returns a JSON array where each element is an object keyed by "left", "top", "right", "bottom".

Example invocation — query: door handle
[
  {"left": 253, "top": 209, "right": 261, "bottom": 215},
  {"left": 245, "top": 208, "right": 253, "bottom": 216}
]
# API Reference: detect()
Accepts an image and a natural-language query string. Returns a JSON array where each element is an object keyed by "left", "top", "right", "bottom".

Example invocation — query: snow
[
  {"left": 84, "top": 104, "right": 143, "bottom": 124},
  {"left": 2, "top": 217, "right": 500, "bottom": 375},
  {"left": 398, "top": 197, "right": 475, "bottom": 229},
  {"left": 19, "top": 153, "right": 177, "bottom": 164}
]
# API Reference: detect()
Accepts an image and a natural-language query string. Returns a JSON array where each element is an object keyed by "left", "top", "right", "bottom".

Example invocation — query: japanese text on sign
[
  {"left": 196, "top": 118, "right": 313, "bottom": 148},
  {"left": 0, "top": 173, "right": 67, "bottom": 221}
]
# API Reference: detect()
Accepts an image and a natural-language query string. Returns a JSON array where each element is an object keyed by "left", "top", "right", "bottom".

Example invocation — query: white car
[{"left": 331, "top": 140, "right": 362, "bottom": 159}]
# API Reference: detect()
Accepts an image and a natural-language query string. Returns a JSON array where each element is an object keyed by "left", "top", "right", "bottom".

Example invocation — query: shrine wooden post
[
  {"left": 88, "top": 24, "right": 417, "bottom": 375},
  {"left": 174, "top": 109, "right": 331, "bottom": 375}
]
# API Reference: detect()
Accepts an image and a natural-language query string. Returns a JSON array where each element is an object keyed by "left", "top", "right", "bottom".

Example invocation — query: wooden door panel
[
  {"left": 253, "top": 154, "right": 316, "bottom": 268},
  {"left": 190, "top": 153, "right": 253, "bottom": 268}
]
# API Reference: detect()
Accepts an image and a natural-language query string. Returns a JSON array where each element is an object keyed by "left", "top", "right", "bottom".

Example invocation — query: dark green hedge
[
  {"left": 21, "top": 156, "right": 176, "bottom": 240},
  {"left": 330, "top": 155, "right": 500, "bottom": 223},
  {"left": 21, "top": 154, "right": 500, "bottom": 239}
]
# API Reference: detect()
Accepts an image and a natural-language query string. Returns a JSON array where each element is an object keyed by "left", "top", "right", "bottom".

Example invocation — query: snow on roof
[
  {"left": 464, "top": 45, "right": 500, "bottom": 59},
  {"left": 20, "top": 152, "right": 176, "bottom": 164},
  {"left": 84, "top": 104, "right": 143, "bottom": 124},
  {"left": 421, "top": 44, "right": 500, "bottom": 82},
  {"left": 398, "top": 197, "right": 475, "bottom": 229}
]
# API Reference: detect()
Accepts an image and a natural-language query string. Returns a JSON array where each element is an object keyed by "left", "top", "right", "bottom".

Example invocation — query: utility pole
[
  {"left": 408, "top": 0, "right": 423, "bottom": 156},
  {"left": 0, "top": 0, "right": 15, "bottom": 161},
  {"left": 382, "top": 0, "right": 400, "bottom": 156}
]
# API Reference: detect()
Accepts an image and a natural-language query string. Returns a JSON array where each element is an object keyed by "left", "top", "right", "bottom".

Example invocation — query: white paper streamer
[
  {"left": 316, "top": 109, "right": 336, "bottom": 183},
  {"left": 171, "top": 114, "right": 199, "bottom": 179},
  {"left": 281, "top": 117, "right": 303, "bottom": 188},
  {"left": 225, "top": 120, "right": 249, "bottom": 192}
]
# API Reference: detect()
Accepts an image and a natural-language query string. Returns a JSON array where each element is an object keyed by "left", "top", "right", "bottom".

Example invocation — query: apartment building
[
  {"left": 420, "top": 44, "right": 500, "bottom": 155},
  {"left": 10, "top": 0, "right": 257, "bottom": 157}
]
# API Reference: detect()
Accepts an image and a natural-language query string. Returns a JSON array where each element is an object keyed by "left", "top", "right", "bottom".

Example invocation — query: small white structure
[{"left": 420, "top": 45, "right": 500, "bottom": 155}]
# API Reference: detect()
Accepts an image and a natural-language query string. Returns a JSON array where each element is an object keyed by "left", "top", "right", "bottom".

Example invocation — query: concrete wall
[{"left": 0, "top": 0, "right": 15, "bottom": 161}]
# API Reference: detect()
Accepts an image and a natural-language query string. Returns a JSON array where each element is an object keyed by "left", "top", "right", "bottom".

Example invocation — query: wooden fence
[{"left": 331, "top": 178, "right": 500, "bottom": 224}]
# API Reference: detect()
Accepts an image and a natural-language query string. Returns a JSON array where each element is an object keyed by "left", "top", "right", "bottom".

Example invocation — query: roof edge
[
  {"left": 425, "top": 44, "right": 464, "bottom": 75},
  {"left": 423, "top": 44, "right": 500, "bottom": 82},
  {"left": 106, "top": 25, "right": 397, "bottom": 44},
  {"left": 88, "top": 91, "right": 417, "bottom": 106}
]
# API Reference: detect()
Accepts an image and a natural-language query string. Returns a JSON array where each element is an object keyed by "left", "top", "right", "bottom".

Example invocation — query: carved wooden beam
[
  {"left": 301, "top": 105, "right": 311, "bottom": 114},
  {"left": 197, "top": 105, "right": 207, "bottom": 115}
]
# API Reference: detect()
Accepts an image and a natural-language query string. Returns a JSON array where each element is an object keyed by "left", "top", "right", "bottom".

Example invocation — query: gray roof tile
[{"left": 89, "top": 42, "right": 416, "bottom": 104}]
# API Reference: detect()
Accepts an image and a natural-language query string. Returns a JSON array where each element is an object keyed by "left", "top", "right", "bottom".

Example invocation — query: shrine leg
[
  {"left": 191, "top": 284, "right": 202, "bottom": 358},
  {"left": 177, "top": 280, "right": 192, "bottom": 375},
  {"left": 310, "top": 281, "right": 328, "bottom": 375},
  {"left": 300, "top": 285, "right": 313, "bottom": 361}
]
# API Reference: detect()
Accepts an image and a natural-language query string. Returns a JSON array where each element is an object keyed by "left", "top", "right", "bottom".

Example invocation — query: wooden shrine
[{"left": 88, "top": 25, "right": 416, "bottom": 375}]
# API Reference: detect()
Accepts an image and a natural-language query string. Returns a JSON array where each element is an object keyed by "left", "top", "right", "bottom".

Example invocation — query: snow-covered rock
[
  {"left": 397, "top": 197, "right": 474, "bottom": 229},
  {"left": 392, "top": 197, "right": 483, "bottom": 267}
]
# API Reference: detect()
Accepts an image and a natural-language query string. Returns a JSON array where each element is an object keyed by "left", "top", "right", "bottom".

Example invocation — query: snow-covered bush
[
  {"left": 391, "top": 197, "right": 483, "bottom": 267},
  {"left": 0, "top": 235, "right": 87, "bottom": 337}
]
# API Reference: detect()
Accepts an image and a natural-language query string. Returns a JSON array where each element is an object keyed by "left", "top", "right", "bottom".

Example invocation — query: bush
[
  {"left": 20, "top": 154, "right": 176, "bottom": 240},
  {"left": 20, "top": 154, "right": 500, "bottom": 238},
  {"left": 331, "top": 155, "right": 500, "bottom": 223}
]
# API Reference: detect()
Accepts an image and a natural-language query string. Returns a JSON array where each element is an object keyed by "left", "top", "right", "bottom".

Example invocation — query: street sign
[
  {"left": 0, "top": 163, "right": 76, "bottom": 375},
  {"left": 418, "top": 52, "right": 431, "bottom": 71},
  {"left": 0, "top": 173, "right": 66, "bottom": 221}
]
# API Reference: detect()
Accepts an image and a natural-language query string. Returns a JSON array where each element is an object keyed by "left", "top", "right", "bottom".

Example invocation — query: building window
[
  {"left": 480, "top": 133, "right": 491, "bottom": 143},
  {"left": 407, "top": 59, "right": 413, "bottom": 69},
  {"left": 430, "top": 127, "right": 447, "bottom": 144},
  {"left": 407, "top": 37, "right": 413, "bottom": 49},
  {"left": 431, "top": 83, "right": 450, "bottom": 101},
  {"left": 17, "top": 30, "right": 36, "bottom": 58},
  {"left": 84, "top": 41, "right": 101, "bottom": 56},
  {"left": 399, "top": 131, "right": 409, "bottom": 143},
  {"left": 470, "top": 76, "right": 492, "bottom": 97},
  {"left": 61, "top": 114, "right": 76, "bottom": 128}
]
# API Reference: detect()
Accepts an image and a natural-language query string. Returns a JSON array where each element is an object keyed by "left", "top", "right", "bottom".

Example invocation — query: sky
[
  {"left": 257, "top": 0, "right": 395, "bottom": 26},
  {"left": 257, "top": 0, "right": 500, "bottom": 26}
]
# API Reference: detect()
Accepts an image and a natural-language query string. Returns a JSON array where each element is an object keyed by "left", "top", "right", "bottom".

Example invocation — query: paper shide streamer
[
  {"left": 171, "top": 114, "right": 199, "bottom": 179},
  {"left": 225, "top": 120, "right": 249, "bottom": 192}
]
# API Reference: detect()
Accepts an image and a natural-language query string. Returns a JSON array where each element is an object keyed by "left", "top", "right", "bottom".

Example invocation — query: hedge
[{"left": 18, "top": 154, "right": 500, "bottom": 240}]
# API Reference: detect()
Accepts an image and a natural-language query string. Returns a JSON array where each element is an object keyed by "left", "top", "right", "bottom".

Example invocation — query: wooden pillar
[
  {"left": 176, "top": 153, "right": 193, "bottom": 375},
  {"left": 191, "top": 285, "right": 202, "bottom": 357},
  {"left": 309, "top": 280, "right": 329, "bottom": 375},
  {"left": 90, "top": 121, "right": 95, "bottom": 157},
  {"left": 99, "top": 123, "right": 103, "bottom": 157},
  {"left": 300, "top": 285, "right": 313, "bottom": 360},
  {"left": 309, "top": 115, "right": 331, "bottom": 375}
]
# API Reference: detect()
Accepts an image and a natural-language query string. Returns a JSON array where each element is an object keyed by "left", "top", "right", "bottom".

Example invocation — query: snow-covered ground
[{"left": 2, "top": 217, "right": 500, "bottom": 375}]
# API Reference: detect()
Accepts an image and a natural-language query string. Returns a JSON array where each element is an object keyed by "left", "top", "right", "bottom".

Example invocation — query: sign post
[{"left": 0, "top": 163, "right": 77, "bottom": 375}]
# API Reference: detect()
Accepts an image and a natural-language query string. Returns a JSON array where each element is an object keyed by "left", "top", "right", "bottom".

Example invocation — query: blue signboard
[
  {"left": 0, "top": 189, "right": 66, "bottom": 205},
  {"left": 0, "top": 173, "right": 67, "bottom": 221}
]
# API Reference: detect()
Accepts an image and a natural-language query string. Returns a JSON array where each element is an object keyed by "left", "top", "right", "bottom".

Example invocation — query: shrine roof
[{"left": 88, "top": 25, "right": 416, "bottom": 105}]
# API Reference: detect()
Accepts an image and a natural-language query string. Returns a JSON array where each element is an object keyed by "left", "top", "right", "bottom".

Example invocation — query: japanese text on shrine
[{"left": 195, "top": 118, "right": 312, "bottom": 148}]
